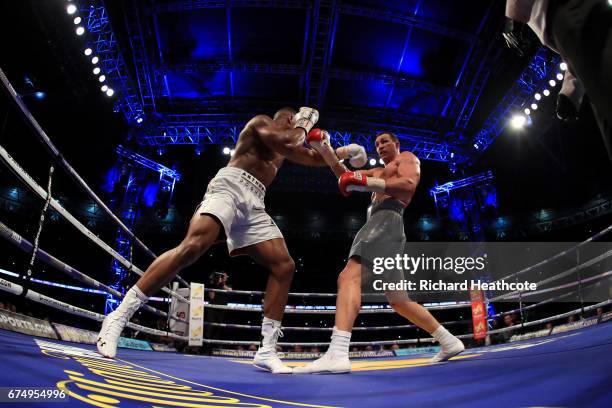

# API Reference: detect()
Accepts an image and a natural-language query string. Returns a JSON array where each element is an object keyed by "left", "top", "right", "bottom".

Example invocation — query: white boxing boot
[
  {"left": 430, "top": 325, "right": 465, "bottom": 363},
  {"left": 97, "top": 286, "right": 148, "bottom": 358},
  {"left": 253, "top": 317, "right": 292, "bottom": 374},
  {"left": 293, "top": 327, "right": 351, "bottom": 374}
]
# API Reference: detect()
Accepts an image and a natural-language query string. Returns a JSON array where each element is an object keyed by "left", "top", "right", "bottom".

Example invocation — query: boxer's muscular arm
[
  {"left": 385, "top": 153, "right": 420, "bottom": 198},
  {"left": 251, "top": 115, "right": 306, "bottom": 155}
]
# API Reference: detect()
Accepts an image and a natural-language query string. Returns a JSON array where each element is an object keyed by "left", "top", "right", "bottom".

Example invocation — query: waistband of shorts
[
  {"left": 217, "top": 166, "right": 266, "bottom": 195},
  {"left": 368, "top": 199, "right": 406, "bottom": 215}
]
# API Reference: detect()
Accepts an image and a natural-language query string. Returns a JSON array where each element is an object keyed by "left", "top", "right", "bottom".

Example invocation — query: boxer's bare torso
[
  {"left": 227, "top": 116, "right": 287, "bottom": 187},
  {"left": 369, "top": 151, "right": 420, "bottom": 206}
]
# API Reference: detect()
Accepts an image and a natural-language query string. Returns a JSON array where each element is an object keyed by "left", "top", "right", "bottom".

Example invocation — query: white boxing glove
[
  {"left": 336, "top": 144, "right": 367, "bottom": 168},
  {"left": 294, "top": 107, "right": 319, "bottom": 135}
]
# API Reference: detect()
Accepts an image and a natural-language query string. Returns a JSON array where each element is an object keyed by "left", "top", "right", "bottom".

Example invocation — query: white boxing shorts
[{"left": 195, "top": 167, "right": 283, "bottom": 255}]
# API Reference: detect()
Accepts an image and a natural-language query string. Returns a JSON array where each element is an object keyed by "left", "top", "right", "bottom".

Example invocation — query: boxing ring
[{"left": 0, "top": 67, "right": 612, "bottom": 407}]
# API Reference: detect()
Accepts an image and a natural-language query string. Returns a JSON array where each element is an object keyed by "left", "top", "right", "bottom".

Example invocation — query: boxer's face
[{"left": 375, "top": 134, "right": 399, "bottom": 162}]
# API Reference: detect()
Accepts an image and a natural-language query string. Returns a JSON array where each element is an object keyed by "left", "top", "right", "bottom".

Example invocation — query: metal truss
[
  {"left": 430, "top": 171, "right": 494, "bottom": 196},
  {"left": 304, "top": 0, "right": 338, "bottom": 107},
  {"left": 153, "top": 0, "right": 311, "bottom": 13},
  {"left": 469, "top": 47, "right": 561, "bottom": 159},
  {"left": 136, "top": 116, "right": 463, "bottom": 162},
  {"left": 116, "top": 146, "right": 182, "bottom": 181},
  {"left": 155, "top": 62, "right": 303, "bottom": 76},
  {"left": 338, "top": 5, "right": 477, "bottom": 43},
  {"left": 84, "top": 1, "right": 144, "bottom": 123},
  {"left": 327, "top": 69, "right": 453, "bottom": 96},
  {"left": 444, "top": 2, "right": 500, "bottom": 133},
  {"left": 123, "top": 0, "right": 158, "bottom": 111}
]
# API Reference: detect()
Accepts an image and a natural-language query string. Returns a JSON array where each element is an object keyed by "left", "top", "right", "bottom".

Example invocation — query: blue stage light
[{"left": 34, "top": 92, "right": 45, "bottom": 99}]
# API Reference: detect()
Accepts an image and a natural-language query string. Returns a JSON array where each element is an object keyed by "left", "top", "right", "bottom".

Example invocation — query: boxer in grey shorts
[{"left": 295, "top": 132, "right": 465, "bottom": 374}]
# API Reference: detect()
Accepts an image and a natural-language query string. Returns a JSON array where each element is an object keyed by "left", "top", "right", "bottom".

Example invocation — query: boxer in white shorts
[{"left": 97, "top": 107, "right": 368, "bottom": 374}]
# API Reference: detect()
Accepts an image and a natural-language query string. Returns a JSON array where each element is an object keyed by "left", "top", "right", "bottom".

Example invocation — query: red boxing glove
[
  {"left": 338, "top": 171, "right": 367, "bottom": 197},
  {"left": 338, "top": 171, "right": 386, "bottom": 197},
  {"left": 307, "top": 128, "right": 329, "bottom": 146}
]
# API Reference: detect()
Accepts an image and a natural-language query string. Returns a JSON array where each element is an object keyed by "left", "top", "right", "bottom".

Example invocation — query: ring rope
[
  {"left": 0, "top": 276, "right": 187, "bottom": 341},
  {"left": 0, "top": 144, "right": 189, "bottom": 304},
  {"left": 491, "top": 226, "right": 612, "bottom": 285},
  {"left": 0, "top": 221, "right": 188, "bottom": 323},
  {"left": 0, "top": 68, "right": 164, "bottom": 265},
  {"left": 203, "top": 319, "right": 472, "bottom": 331},
  {"left": 203, "top": 302, "right": 471, "bottom": 313}
]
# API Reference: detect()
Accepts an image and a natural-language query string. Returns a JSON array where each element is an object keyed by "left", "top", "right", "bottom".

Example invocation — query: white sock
[
  {"left": 114, "top": 286, "right": 148, "bottom": 319},
  {"left": 327, "top": 327, "right": 351, "bottom": 358},
  {"left": 431, "top": 325, "right": 456, "bottom": 348},
  {"left": 260, "top": 316, "right": 281, "bottom": 350}
]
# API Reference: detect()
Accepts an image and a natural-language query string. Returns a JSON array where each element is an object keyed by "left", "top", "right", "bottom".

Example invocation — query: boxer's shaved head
[
  {"left": 274, "top": 107, "right": 296, "bottom": 120},
  {"left": 273, "top": 107, "right": 296, "bottom": 127}
]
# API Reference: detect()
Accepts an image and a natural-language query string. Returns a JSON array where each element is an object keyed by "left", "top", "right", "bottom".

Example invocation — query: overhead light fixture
[
  {"left": 543, "top": 89, "right": 550, "bottom": 97},
  {"left": 560, "top": 62, "right": 568, "bottom": 71},
  {"left": 84, "top": 48, "right": 92, "bottom": 56},
  {"left": 73, "top": 17, "right": 82, "bottom": 25},
  {"left": 534, "top": 93, "right": 542, "bottom": 101},
  {"left": 524, "top": 108, "right": 531, "bottom": 115},
  {"left": 93, "top": 67, "right": 100, "bottom": 75},
  {"left": 91, "top": 56, "right": 99, "bottom": 64},
  {"left": 98, "top": 75, "right": 106, "bottom": 82},
  {"left": 222, "top": 147, "right": 230, "bottom": 155},
  {"left": 101, "top": 85, "right": 108, "bottom": 92},
  {"left": 106, "top": 88, "right": 114, "bottom": 97},
  {"left": 510, "top": 114, "right": 527, "bottom": 129},
  {"left": 67, "top": 4, "right": 77, "bottom": 15},
  {"left": 76, "top": 27, "right": 85, "bottom": 36},
  {"left": 549, "top": 79, "right": 557, "bottom": 87},
  {"left": 369, "top": 158, "right": 376, "bottom": 166}
]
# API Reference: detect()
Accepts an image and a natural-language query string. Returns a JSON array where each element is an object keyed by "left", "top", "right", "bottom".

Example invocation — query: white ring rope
[
  {"left": 491, "top": 226, "right": 612, "bottom": 285},
  {"left": 203, "top": 319, "right": 471, "bottom": 331},
  {"left": 0, "top": 277, "right": 187, "bottom": 341},
  {"left": 203, "top": 302, "right": 471, "bottom": 313},
  {"left": 0, "top": 221, "right": 188, "bottom": 323},
  {"left": 490, "top": 249, "right": 612, "bottom": 301},
  {"left": 0, "top": 68, "right": 163, "bottom": 264},
  {"left": 0, "top": 144, "right": 189, "bottom": 304}
]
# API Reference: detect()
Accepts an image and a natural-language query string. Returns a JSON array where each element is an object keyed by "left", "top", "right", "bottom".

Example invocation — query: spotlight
[
  {"left": 556, "top": 73, "right": 564, "bottom": 81},
  {"left": 67, "top": 4, "right": 77, "bottom": 15},
  {"left": 91, "top": 56, "right": 99, "bottom": 64},
  {"left": 369, "top": 158, "right": 376, "bottom": 166},
  {"left": 549, "top": 79, "right": 557, "bottom": 87},
  {"left": 534, "top": 93, "right": 542, "bottom": 101},
  {"left": 105, "top": 88, "right": 114, "bottom": 97},
  {"left": 84, "top": 48, "right": 92, "bottom": 56},
  {"left": 524, "top": 108, "right": 531, "bottom": 115},
  {"left": 450, "top": 152, "right": 455, "bottom": 159},
  {"left": 222, "top": 147, "right": 231, "bottom": 155},
  {"left": 473, "top": 143, "right": 480, "bottom": 150},
  {"left": 379, "top": 158, "right": 384, "bottom": 165},
  {"left": 76, "top": 26, "right": 85, "bottom": 36},
  {"left": 560, "top": 62, "right": 568, "bottom": 71},
  {"left": 609, "top": 0, "right": 612, "bottom": 6},
  {"left": 136, "top": 117, "right": 144, "bottom": 124},
  {"left": 73, "top": 17, "right": 82, "bottom": 25},
  {"left": 531, "top": 103, "right": 538, "bottom": 110},
  {"left": 543, "top": 89, "right": 550, "bottom": 97},
  {"left": 93, "top": 67, "right": 100, "bottom": 75},
  {"left": 230, "top": 149, "right": 235, "bottom": 156},
  {"left": 510, "top": 114, "right": 527, "bottom": 129},
  {"left": 98, "top": 75, "right": 106, "bottom": 82},
  {"left": 35, "top": 92, "right": 45, "bottom": 100},
  {"left": 101, "top": 85, "right": 108, "bottom": 92},
  {"left": 195, "top": 146, "right": 203, "bottom": 156},
  {"left": 157, "top": 147, "right": 166, "bottom": 156}
]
